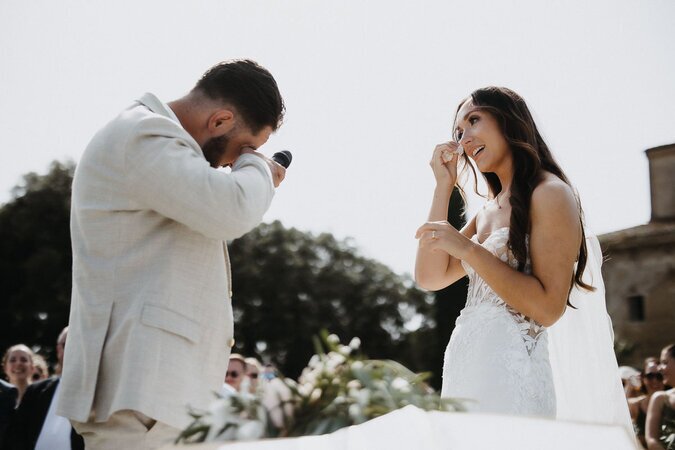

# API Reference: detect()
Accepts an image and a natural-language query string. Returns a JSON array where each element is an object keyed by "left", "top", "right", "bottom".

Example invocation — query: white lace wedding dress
[{"left": 441, "top": 227, "right": 556, "bottom": 417}]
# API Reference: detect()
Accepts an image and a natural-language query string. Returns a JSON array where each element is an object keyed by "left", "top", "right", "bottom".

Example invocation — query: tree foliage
[
  {"left": 0, "top": 161, "right": 75, "bottom": 365},
  {"left": 228, "top": 221, "right": 433, "bottom": 379}
]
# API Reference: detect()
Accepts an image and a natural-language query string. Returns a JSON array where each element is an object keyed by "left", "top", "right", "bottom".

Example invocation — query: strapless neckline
[{"left": 472, "top": 226, "right": 509, "bottom": 245}]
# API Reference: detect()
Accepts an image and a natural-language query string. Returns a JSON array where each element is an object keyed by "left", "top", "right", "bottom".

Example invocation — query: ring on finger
[{"left": 432, "top": 230, "right": 437, "bottom": 239}]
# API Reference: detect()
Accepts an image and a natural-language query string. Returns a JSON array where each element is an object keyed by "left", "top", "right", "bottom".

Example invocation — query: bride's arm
[
  {"left": 415, "top": 141, "right": 474, "bottom": 291},
  {"left": 417, "top": 179, "right": 580, "bottom": 327},
  {"left": 414, "top": 185, "right": 476, "bottom": 291}
]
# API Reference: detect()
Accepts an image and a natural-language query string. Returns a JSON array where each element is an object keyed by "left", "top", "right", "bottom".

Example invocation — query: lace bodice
[{"left": 460, "top": 227, "right": 546, "bottom": 355}]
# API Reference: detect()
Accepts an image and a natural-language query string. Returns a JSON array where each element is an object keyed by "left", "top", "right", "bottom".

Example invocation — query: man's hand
[{"left": 241, "top": 148, "right": 286, "bottom": 187}]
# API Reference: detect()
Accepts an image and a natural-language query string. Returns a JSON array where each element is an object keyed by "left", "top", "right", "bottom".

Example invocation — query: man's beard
[{"left": 202, "top": 134, "right": 230, "bottom": 168}]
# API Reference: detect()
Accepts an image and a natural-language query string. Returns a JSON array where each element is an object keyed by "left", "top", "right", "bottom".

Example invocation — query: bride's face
[{"left": 454, "top": 99, "right": 511, "bottom": 173}]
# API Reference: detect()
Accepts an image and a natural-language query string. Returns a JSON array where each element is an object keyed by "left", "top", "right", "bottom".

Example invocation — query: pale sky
[{"left": 1, "top": 0, "right": 674, "bottom": 276}]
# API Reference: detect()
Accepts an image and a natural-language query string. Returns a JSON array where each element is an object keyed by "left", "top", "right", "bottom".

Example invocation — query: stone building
[{"left": 599, "top": 143, "right": 675, "bottom": 367}]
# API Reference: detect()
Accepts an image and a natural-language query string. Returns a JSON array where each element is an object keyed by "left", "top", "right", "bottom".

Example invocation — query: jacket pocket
[{"left": 140, "top": 303, "right": 202, "bottom": 344}]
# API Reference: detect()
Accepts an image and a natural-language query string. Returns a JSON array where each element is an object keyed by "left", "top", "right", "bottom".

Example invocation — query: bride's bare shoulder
[
  {"left": 531, "top": 174, "right": 577, "bottom": 212},
  {"left": 530, "top": 174, "right": 580, "bottom": 234}
]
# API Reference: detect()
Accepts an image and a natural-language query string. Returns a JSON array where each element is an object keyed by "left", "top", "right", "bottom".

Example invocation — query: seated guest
[
  {"left": 222, "top": 354, "right": 247, "bottom": 395},
  {"left": 646, "top": 344, "right": 675, "bottom": 450},
  {"left": 2, "top": 345, "right": 35, "bottom": 406},
  {"left": 262, "top": 363, "right": 279, "bottom": 382},
  {"left": 0, "top": 379, "right": 17, "bottom": 448},
  {"left": 245, "top": 357, "right": 262, "bottom": 394},
  {"left": 31, "top": 355, "right": 49, "bottom": 382},
  {"left": 53, "top": 329, "right": 67, "bottom": 376},
  {"left": 8, "top": 327, "right": 84, "bottom": 450},
  {"left": 630, "top": 358, "right": 665, "bottom": 448},
  {"left": 621, "top": 365, "right": 642, "bottom": 400}
]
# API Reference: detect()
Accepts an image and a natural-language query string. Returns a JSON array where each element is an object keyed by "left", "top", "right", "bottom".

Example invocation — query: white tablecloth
[{"left": 163, "top": 405, "right": 636, "bottom": 450}]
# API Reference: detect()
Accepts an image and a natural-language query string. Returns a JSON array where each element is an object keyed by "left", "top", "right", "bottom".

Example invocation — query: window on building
[{"left": 628, "top": 295, "right": 645, "bottom": 321}]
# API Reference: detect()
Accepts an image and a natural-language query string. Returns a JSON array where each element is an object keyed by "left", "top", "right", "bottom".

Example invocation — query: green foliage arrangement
[{"left": 176, "top": 332, "right": 463, "bottom": 444}]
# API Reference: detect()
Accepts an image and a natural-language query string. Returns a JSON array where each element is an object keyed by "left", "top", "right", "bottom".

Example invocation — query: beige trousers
[{"left": 71, "top": 410, "right": 180, "bottom": 450}]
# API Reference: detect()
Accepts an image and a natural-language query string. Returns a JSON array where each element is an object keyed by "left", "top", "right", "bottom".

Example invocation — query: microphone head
[{"left": 272, "top": 150, "right": 293, "bottom": 169}]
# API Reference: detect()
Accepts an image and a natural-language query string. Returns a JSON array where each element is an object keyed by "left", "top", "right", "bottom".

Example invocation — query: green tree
[
  {"left": 0, "top": 161, "right": 75, "bottom": 366},
  {"left": 228, "top": 221, "right": 433, "bottom": 379}
]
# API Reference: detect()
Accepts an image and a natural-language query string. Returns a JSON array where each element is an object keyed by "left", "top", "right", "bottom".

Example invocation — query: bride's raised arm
[{"left": 415, "top": 141, "right": 476, "bottom": 291}]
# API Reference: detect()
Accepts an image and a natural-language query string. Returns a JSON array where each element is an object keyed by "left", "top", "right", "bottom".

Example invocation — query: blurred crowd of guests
[
  {"left": 0, "top": 330, "right": 284, "bottom": 450},
  {"left": 2, "top": 330, "right": 674, "bottom": 450},
  {"left": 0, "top": 327, "right": 83, "bottom": 450},
  {"left": 620, "top": 344, "right": 675, "bottom": 450},
  {"left": 221, "top": 353, "right": 279, "bottom": 397}
]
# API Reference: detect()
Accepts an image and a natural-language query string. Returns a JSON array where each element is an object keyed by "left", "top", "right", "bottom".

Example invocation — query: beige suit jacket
[{"left": 56, "top": 93, "right": 274, "bottom": 429}]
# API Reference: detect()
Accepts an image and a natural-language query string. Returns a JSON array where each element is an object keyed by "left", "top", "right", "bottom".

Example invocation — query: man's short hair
[{"left": 194, "top": 59, "right": 285, "bottom": 133}]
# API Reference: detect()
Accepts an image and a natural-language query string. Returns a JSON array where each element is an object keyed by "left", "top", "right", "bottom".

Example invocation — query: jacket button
[
  {"left": 229, "top": 290, "right": 233, "bottom": 298},
  {"left": 227, "top": 338, "right": 235, "bottom": 348}
]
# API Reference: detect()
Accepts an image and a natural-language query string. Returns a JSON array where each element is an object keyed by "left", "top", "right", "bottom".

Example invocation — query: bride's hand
[
  {"left": 416, "top": 220, "right": 473, "bottom": 259},
  {"left": 430, "top": 141, "right": 460, "bottom": 190}
]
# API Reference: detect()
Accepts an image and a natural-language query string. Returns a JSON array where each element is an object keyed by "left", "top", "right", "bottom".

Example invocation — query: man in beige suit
[{"left": 57, "top": 60, "right": 286, "bottom": 449}]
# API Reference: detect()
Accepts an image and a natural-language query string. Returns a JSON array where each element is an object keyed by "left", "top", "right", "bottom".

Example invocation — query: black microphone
[{"left": 272, "top": 150, "right": 293, "bottom": 169}]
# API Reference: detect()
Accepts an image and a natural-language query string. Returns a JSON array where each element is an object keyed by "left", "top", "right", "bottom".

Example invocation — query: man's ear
[{"left": 207, "top": 109, "right": 235, "bottom": 135}]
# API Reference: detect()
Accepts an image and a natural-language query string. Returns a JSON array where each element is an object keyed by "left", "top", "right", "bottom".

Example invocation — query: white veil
[{"left": 548, "top": 234, "right": 634, "bottom": 435}]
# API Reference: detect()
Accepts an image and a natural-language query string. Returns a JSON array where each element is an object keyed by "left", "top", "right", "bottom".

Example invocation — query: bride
[{"left": 414, "top": 87, "right": 631, "bottom": 427}]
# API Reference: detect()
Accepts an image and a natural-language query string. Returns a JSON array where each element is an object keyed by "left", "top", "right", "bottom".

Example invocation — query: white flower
[
  {"left": 348, "top": 403, "right": 364, "bottom": 422},
  {"left": 346, "top": 380, "right": 362, "bottom": 390},
  {"left": 351, "top": 361, "right": 363, "bottom": 370},
  {"left": 299, "top": 367, "right": 319, "bottom": 386},
  {"left": 235, "top": 420, "right": 265, "bottom": 441},
  {"left": 391, "top": 377, "right": 411, "bottom": 393},
  {"left": 298, "top": 382, "right": 313, "bottom": 397},
  {"left": 308, "top": 354, "right": 320, "bottom": 368},
  {"left": 327, "top": 334, "right": 340, "bottom": 345},
  {"left": 349, "top": 337, "right": 361, "bottom": 350},
  {"left": 325, "top": 352, "right": 346, "bottom": 371},
  {"left": 339, "top": 345, "right": 352, "bottom": 356},
  {"left": 310, "top": 387, "right": 323, "bottom": 402},
  {"left": 355, "top": 389, "right": 370, "bottom": 406}
]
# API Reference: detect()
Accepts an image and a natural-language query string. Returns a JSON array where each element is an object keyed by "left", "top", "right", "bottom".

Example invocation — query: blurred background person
[
  {"left": 54, "top": 328, "right": 67, "bottom": 376},
  {"left": 262, "top": 363, "right": 278, "bottom": 382},
  {"left": 621, "top": 365, "right": 643, "bottom": 400},
  {"left": 244, "top": 357, "right": 262, "bottom": 394},
  {"left": 222, "top": 354, "right": 247, "bottom": 395},
  {"left": 630, "top": 357, "right": 666, "bottom": 449},
  {"left": 8, "top": 326, "right": 83, "bottom": 450},
  {"left": 2, "top": 345, "right": 35, "bottom": 406},
  {"left": 31, "top": 355, "right": 49, "bottom": 382},
  {"left": 0, "top": 379, "right": 17, "bottom": 448},
  {"left": 646, "top": 344, "right": 675, "bottom": 450}
]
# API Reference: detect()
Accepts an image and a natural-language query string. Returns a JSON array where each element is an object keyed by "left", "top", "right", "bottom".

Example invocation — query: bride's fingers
[
  {"left": 415, "top": 225, "right": 443, "bottom": 239},
  {"left": 430, "top": 146, "right": 446, "bottom": 167},
  {"left": 415, "top": 228, "right": 429, "bottom": 239},
  {"left": 417, "top": 231, "right": 438, "bottom": 245},
  {"left": 415, "top": 224, "right": 433, "bottom": 238}
]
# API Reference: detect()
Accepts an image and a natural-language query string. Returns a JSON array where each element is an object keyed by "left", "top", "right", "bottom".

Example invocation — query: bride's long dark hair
[{"left": 454, "top": 87, "right": 594, "bottom": 298}]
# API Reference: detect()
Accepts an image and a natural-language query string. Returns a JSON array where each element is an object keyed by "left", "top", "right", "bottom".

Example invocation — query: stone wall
[{"left": 601, "top": 239, "right": 675, "bottom": 366}]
